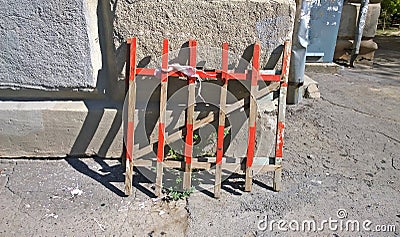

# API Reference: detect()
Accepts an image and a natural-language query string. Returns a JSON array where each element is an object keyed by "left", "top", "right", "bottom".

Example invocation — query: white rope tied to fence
[{"left": 155, "top": 63, "right": 206, "bottom": 103}]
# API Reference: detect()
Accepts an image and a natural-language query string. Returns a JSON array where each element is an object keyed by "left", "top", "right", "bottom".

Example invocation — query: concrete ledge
[
  {"left": 305, "top": 62, "right": 340, "bottom": 74},
  {"left": 0, "top": 98, "right": 277, "bottom": 159},
  {"left": 0, "top": 101, "right": 123, "bottom": 158}
]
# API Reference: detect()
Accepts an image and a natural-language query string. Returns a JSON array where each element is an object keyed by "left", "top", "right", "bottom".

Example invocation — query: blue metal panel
[{"left": 307, "top": 0, "right": 344, "bottom": 63}]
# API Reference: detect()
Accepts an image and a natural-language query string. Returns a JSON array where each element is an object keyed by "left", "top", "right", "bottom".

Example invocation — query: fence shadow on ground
[{"left": 65, "top": 157, "right": 126, "bottom": 197}]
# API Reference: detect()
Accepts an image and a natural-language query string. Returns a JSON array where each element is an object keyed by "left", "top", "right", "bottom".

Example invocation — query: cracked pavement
[{"left": 0, "top": 159, "right": 187, "bottom": 236}]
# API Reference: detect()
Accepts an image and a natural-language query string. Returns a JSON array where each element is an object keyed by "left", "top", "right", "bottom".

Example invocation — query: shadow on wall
[
  {"left": 66, "top": 0, "right": 125, "bottom": 159},
  {"left": 96, "top": 0, "right": 126, "bottom": 101}
]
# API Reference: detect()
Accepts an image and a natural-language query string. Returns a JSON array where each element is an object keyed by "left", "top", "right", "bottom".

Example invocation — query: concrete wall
[
  {"left": 0, "top": 0, "right": 295, "bottom": 158},
  {"left": 113, "top": 0, "right": 295, "bottom": 70},
  {"left": 0, "top": 0, "right": 101, "bottom": 90},
  {"left": 334, "top": 0, "right": 381, "bottom": 64}
]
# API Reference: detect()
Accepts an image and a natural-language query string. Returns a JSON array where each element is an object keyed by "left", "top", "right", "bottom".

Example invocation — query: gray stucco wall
[
  {"left": 0, "top": 0, "right": 100, "bottom": 90},
  {"left": 114, "top": 0, "right": 295, "bottom": 71},
  {"left": 0, "top": 0, "right": 295, "bottom": 94}
]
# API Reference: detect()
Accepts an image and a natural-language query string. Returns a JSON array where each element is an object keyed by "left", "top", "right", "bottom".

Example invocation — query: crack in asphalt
[
  {"left": 392, "top": 156, "right": 400, "bottom": 171},
  {"left": 376, "top": 131, "right": 400, "bottom": 144},
  {"left": 321, "top": 96, "right": 400, "bottom": 124},
  {"left": 365, "top": 129, "right": 400, "bottom": 171},
  {"left": 4, "top": 162, "right": 18, "bottom": 196},
  {"left": 1, "top": 162, "right": 30, "bottom": 233}
]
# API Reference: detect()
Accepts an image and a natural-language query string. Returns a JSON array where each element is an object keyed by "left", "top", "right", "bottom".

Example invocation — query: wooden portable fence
[{"left": 124, "top": 38, "right": 291, "bottom": 198}]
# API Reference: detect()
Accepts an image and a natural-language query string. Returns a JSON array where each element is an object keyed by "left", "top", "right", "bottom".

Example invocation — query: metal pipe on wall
[
  {"left": 287, "top": 0, "right": 311, "bottom": 104},
  {"left": 350, "top": 0, "right": 369, "bottom": 67}
]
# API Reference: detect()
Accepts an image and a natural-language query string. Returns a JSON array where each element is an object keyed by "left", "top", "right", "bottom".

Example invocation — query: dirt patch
[{"left": 376, "top": 29, "right": 400, "bottom": 37}]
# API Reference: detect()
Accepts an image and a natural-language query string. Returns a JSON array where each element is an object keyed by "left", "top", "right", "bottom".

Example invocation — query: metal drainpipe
[
  {"left": 350, "top": 0, "right": 369, "bottom": 67},
  {"left": 287, "top": 0, "right": 312, "bottom": 104}
]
